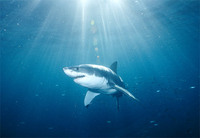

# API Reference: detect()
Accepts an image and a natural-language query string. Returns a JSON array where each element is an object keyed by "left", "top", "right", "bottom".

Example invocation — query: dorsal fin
[{"left": 110, "top": 61, "right": 117, "bottom": 74}]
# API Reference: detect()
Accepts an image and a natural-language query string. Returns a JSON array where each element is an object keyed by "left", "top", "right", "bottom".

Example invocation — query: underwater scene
[{"left": 1, "top": 0, "right": 199, "bottom": 137}]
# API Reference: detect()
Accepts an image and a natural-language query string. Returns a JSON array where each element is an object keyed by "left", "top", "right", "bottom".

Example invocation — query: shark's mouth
[{"left": 74, "top": 75, "right": 85, "bottom": 79}]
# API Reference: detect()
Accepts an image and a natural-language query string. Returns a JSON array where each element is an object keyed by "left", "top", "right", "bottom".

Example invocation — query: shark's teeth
[{"left": 74, "top": 75, "right": 85, "bottom": 79}]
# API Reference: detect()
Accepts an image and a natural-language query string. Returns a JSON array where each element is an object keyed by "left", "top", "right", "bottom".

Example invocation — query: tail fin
[{"left": 116, "top": 97, "right": 119, "bottom": 111}]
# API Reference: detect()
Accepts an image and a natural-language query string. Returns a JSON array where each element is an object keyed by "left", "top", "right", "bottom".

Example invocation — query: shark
[{"left": 63, "top": 61, "right": 138, "bottom": 109}]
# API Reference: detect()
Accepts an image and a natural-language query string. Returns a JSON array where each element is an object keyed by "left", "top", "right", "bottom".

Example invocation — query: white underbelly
[
  {"left": 75, "top": 75, "right": 118, "bottom": 94},
  {"left": 98, "top": 81, "right": 118, "bottom": 94}
]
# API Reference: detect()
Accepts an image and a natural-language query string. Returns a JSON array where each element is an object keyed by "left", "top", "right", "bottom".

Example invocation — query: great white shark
[{"left": 63, "top": 61, "right": 138, "bottom": 109}]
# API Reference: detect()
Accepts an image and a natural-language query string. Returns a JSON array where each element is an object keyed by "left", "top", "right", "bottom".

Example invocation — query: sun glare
[
  {"left": 23, "top": 0, "right": 163, "bottom": 63},
  {"left": 111, "top": 0, "right": 121, "bottom": 4},
  {"left": 81, "top": 0, "right": 88, "bottom": 5}
]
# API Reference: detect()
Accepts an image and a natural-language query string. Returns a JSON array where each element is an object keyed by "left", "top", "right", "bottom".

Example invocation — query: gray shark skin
[{"left": 63, "top": 61, "right": 138, "bottom": 109}]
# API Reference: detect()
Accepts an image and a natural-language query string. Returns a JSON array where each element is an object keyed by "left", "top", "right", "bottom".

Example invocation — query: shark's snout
[
  {"left": 63, "top": 67, "right": 71, "bottom": 77},
  {"left": 63, "top": 67, "right": 68, "bottom": 71},
  {"left": 63, "top": 66, "right": 82, "bottom": 79}
]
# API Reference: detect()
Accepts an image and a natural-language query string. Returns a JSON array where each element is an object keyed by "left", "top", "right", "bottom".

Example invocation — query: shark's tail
[
  {"left": 116, "top": 97, "right": 120, "bottom": 111},
  {"left": 112, "top": 91, "right": 123, "bottom": 111}
]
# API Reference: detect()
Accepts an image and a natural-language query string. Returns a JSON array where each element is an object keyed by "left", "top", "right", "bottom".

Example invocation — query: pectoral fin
[
  {"left": 114, "top": 85, "right": 139, "bottom": 101},
  {"left": 84, "top": 90, "right": 100, "bottom": 107}
]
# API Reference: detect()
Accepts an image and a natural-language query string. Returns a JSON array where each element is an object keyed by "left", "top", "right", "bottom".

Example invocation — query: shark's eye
[{"left": 74, "top": 67, "right": 79, "bottom": 71}]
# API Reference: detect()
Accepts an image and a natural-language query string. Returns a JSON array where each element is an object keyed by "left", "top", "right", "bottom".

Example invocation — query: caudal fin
[{"left": 116, "top": 97, "right": 120, "bottom": 111}]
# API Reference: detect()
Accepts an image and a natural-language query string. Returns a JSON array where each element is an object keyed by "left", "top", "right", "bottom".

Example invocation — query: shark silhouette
[{"left": 63, "top": 61, "right": 138, "bottom": 109}]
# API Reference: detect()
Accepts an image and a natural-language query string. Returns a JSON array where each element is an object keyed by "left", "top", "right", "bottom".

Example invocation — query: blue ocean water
[{"left": 1, "top": 0, "right": 199, "bottom": 137}]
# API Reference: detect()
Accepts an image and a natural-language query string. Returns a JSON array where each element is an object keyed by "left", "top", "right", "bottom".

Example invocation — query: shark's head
[
  {"left": 63, "top": 65, "right": 106, "bottom": 89},
  {"left": 63, "top": 66, "right": 85, "bottom": 80}
]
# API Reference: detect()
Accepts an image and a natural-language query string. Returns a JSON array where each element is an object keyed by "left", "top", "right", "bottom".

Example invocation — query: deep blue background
[{"left": 1, "top": 0, "right": 199, "bottom": 137}]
